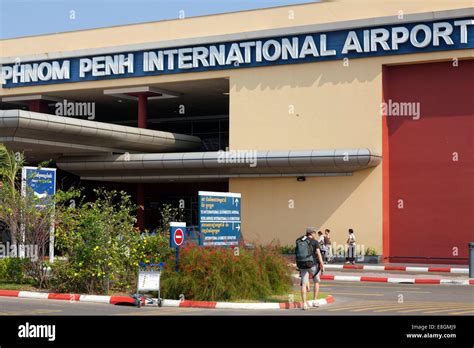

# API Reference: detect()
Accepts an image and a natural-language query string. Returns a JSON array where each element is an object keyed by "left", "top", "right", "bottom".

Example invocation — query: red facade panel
[{"left": 383, "top": 60, "right": 474, "bottom": 264}]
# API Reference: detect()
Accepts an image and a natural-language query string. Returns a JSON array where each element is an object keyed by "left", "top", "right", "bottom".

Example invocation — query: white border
[
  {"left": 199, "top": 191, "right": 241, "bottom": 198},
  {"left": 170, "top": 222, "right": 186, "bottom": 227}
]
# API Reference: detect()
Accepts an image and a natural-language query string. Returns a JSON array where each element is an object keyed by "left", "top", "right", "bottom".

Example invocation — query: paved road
[{"left": 0, "top": 281, "right": 472, "bottom": 316}]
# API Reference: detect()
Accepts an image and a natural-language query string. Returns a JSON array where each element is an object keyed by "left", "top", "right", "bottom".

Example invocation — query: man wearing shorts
[{"left": 299, "top": 227, "right": 325, "bottom": 310}]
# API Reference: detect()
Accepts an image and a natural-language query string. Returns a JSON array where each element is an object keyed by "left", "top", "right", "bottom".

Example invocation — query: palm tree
[{"left": 0, "top": 143, "right": 25, "bottom": 245}]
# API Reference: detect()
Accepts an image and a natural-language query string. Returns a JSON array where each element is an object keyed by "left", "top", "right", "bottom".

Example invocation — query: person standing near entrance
[
  {"left": 295, "top": 227, "right": 325, "bottom": 310},
  {"left": 324, "top": 229, "right": 333, "bottom": 263},
  {"left": 346, "top": 228, "right": 357, "bottom": 264},
  {"left": 317, "top": 231, "right": 326, "bottom": 262}
]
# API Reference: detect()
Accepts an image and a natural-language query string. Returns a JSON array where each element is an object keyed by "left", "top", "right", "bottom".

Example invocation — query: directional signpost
[
  {"left": 21, "top": 167, "right": 56, "bottom": 261},
  {"left": 170, "top": 222, "right": 186, "bottom": 272},
  {"left": 198, "top": 191, "right": 241, "bottom": 247}
]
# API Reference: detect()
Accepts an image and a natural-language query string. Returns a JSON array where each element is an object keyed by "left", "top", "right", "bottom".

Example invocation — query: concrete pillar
[
  {"left": 136, "top": 94, "right": 148, "bottom": 230},
  {"left": 27, "top": 100, "right": 49, "bottom": 113},
  {"left": 138, "top": 94, "right": 148, "bottom": 129}
]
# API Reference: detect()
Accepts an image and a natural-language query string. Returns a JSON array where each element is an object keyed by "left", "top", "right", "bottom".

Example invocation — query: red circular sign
[{"left": 174, "top": 228, "right": 184, "bottom": 246}]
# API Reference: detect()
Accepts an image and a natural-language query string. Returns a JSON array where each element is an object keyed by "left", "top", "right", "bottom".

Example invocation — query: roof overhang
[
  {"left": 56, "top": 149, "right": 381, "bottom": 183},
  {"left": 0, "top": 109, "right": 201, "bottom": 160},
  {"left": 2, "top": 95, "right": 61, "bottom": 104},
  {"left": 103, "top": 86, "right": 180, "bottom": 101}
]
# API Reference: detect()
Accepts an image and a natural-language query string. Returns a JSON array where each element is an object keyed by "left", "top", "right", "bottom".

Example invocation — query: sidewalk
[
  {"left": 288, "top": 260, "right": 470, "bottom": 275},
  {"left": 292, "top": 270, "right": 473, "bottom": 286},
  {"left": 323, "top": 263, "right": 469, "bottom": 275},
  {"left": 0, "top": 289, "right": 335, "bottom": 310},
  {"left": 290, "top": 260, "right": 472, "bottom": 286}
]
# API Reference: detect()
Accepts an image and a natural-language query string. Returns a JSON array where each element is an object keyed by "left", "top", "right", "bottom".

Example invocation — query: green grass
[
  {"left": 232, "top": 291, "right": 328, "bottom": 303},
  {"left": 0, "top": 281, "right": 37, "bottom": 291}
]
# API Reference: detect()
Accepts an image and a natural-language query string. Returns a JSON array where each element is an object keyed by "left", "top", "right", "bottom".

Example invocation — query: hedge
[{"left": 161, "top": 244, "right": 292, "bottom": 301}]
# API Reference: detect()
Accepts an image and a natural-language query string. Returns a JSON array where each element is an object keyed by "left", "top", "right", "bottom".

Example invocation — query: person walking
[
  {"left": 295, "top": 227, "right": 325, "bottom": 310},
  {"left": 317, "top": 231, "right": 326, "bottom": 262},
  {"left": 324, "top": 229, "right": 333, "bottom": 263},
  {"left": 346, "top": 228, "right": 357, "bottom": 264}
]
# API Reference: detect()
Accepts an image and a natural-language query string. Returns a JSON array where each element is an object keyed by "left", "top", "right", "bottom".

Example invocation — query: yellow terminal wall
[
  {"left": 228, "top": 49, "right": 474, "bottom": 250},
  {"left": 228, "top": 57, "right": 384, "bottom": 250}
]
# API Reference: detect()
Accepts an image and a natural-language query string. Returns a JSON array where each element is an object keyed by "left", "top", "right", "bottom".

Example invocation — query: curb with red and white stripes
[
  {"left": 292, "top": 274, "right": 474, "bottom": 286},
  {"left": 323, "top": 264, "right": 469, "bottom": 274},
  {"left": 0, "top": 289, "right": 334, "bottom": 310},
  {"left": 0, "top": 289, "right": 137, "bottom": 305},
  {"left": 158, "top": 295, "right": 334, "bottom": 310}
]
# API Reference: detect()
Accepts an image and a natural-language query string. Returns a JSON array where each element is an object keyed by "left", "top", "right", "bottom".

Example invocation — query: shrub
[
  {"left": 255, "top": 245, "right": 292, "bottom": 295},
  {"left": 278, "top": 245, "right": 295, "bottom": 254},
  {"left": 50, "top": 189, "right": 172, "bottom": 294},
  {"left": 160, "top": 244, "right": 292, "bottom": 301},
  {"left": 0, "top": 257, "right": 29, "bottom": 283},
  {"left": 365, "top": 247, "right": 378, "bottom": 256}
]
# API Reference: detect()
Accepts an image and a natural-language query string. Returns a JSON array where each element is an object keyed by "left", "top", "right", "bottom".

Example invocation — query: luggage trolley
[{"left": 134, "top": 262, "right": 164, "bottom": 308}]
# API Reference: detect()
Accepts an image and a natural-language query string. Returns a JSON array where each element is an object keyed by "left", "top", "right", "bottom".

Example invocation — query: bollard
[{"left": 469, "top": 242, "right": 474, "bottom": 279}]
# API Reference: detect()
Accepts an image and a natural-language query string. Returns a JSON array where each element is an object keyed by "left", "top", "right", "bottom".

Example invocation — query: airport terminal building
[{"left": 0, "top": 1, "right": 473, "bottom": 263}]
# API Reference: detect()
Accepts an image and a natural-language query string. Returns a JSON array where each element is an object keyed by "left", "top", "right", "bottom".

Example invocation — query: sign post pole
[{"left": 175, "top": 247, "right": 179, "bottom": 273}]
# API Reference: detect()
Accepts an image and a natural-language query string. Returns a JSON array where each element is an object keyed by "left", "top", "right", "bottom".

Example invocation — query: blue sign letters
[{"left": 2, "top": 18, "right": 473, "bottom": 88}]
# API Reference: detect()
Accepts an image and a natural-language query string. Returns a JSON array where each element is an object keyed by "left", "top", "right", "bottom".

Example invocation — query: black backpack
[{"left": 295, "top": 236, "right": 314, "bottom": 269}]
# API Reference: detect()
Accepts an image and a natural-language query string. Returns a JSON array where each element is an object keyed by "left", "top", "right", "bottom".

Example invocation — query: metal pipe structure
[
  {"left": 0, "top": 109, "right": 201, "bottom": 155},
  {"left": 57, "top": 148, "right": 381, "bottom": 182}
]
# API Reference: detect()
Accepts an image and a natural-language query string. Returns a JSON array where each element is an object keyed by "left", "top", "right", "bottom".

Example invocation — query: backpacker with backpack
[{"left": 295, "top": 236, "right": 314, "bottom": 269}]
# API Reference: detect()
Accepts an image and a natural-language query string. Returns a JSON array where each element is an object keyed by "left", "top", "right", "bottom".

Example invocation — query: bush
[
  {"left": 278, "top": 245, "right": 295, "bottom": 254},
  {"left": 0, "top": 257, "right": 29, "bottom": 283},
  {"left": 161, "top": 244, "right": 292, "bottom": 301},
  {"left": 50, "top": 189, "right": 172, "bottom": 294},
  {"left": 365, "top": 247, "right": 378, "bottom": 256}
]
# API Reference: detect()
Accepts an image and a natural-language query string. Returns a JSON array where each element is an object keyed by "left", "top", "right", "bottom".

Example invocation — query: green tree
[
  {"left": 0, "top": 144, "right": 24, "bottom": 246},
  {"left": 52, "top": 189, "right": 172, "bottom": 294},
  {"left": 0, "top": 144, "right": 77, "bottom": 287},
  {"left": 157, "top": 203, "right": 186, "bottom": 233}
]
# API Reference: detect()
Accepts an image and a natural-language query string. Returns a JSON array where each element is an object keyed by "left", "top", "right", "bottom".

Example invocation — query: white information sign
[{"left": 137, "top": 271, "right": 160, "bottom": 291}]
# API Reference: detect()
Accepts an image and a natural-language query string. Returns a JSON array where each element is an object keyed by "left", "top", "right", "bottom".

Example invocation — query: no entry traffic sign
[
  {"left": 170, "top": 222, "right": 186, "bottom": 248},
  {"left": 173, "top": 228, "right": 184, "bottom": 247}
]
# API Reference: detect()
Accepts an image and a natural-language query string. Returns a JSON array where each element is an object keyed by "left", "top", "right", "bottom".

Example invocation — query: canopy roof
[
  {"left": 57, "top": 148, "right": 381, "bottom": 182},
  {"left": 0, "top": 109, "right": 201, "bottom": 161}
]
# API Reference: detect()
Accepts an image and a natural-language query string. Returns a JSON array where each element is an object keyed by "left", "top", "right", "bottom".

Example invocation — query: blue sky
[{"left": 0, "top": 0, "right": 317, "bottom": 39}]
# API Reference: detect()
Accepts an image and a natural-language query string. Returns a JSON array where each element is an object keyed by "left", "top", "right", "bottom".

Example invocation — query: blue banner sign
[
  {"left": 198, "top": 191, "right": 241, "bottom": 247},
  {"left": 21, "top": 166, "right": 57, "bottom": 261},
  {"left": 21, "top": 167, "right": 56, "bottom": 204},
  {"left": 2, "top": 18, "right": 473, "bottom": 88}
]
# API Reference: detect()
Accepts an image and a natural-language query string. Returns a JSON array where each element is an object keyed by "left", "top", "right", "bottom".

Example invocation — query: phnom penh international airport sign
[{"left": 1, "top": 18, "right": 473, "bottom": 88}]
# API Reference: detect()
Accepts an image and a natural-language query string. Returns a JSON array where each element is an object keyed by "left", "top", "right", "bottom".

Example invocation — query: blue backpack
[{"left": 295, "top": 236, "right": 314, "bottom": 269}]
